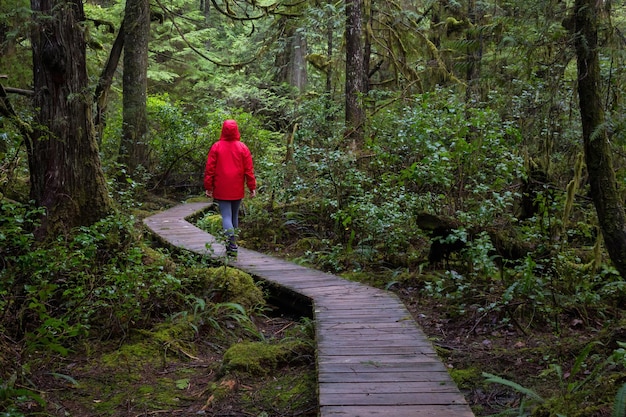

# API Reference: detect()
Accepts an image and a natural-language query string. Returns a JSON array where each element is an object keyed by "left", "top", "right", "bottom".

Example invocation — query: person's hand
[
  {"left": 205, "top": 190, "right": 213, "bottom": 198},
  {"left": 250, "top": 189, "right": 257, "bottom": 198}
]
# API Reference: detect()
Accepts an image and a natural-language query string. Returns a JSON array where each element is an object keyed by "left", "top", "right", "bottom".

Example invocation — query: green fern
[
  {"left": 482, "top": 372, "right": 545, "bottom": 403},
  {"left": 614, "top": 383, "right": 626, "bottom": 417}
]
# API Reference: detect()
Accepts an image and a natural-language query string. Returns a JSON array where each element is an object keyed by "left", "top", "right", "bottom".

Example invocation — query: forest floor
[
  {"left": 26, "top": 312, "right": 318, "bottom": 417},
  {"left": 398, "top": 287, "right": 603, "bottom": 416},
  {"left": 23, "top": 285, "right": 612, "bottom": 417}
]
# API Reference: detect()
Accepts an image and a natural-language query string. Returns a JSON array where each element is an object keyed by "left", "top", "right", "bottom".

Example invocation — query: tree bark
[
  {"left": 325, "top": 0, "right": 333, "bottom": 99},
  {"left": 574, "top": 0, "right": 626, "bottom": 277},
  {"left": 29, "top": 0, "right": 112, "bottom": 237},
  {"left": 120, "top": 0, "right": 150, "bottom": 176},
  {"left": 274, "top": 18, "right": 308, "bottom": 92},
  {"left": 345, "top": 0, "right": 365, "bottom": 148}
]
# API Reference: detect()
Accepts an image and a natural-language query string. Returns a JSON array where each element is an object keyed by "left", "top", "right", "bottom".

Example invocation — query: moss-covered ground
[{"left": 28, "top": 314, "right": 317, "bottom": 416}]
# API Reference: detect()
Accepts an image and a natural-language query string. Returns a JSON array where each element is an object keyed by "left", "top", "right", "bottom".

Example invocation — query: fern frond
[
  {"left": 613, "top": 383, "right": 626, "bottom": 417},
  {"left": 482, "top": 372, "right": 545, "bottom": 403}
]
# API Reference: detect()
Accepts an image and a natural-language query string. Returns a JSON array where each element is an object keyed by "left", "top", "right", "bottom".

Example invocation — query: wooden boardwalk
[{"left": 143, "top": 202, "right": 475, "bottom": 417}]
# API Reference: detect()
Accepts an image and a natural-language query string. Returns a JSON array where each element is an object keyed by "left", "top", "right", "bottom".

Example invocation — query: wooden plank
[
  {"left": 312, "top": 293, "right": 398, "bottom": 303},
  {"left": 317, "top": 370, "right": 453, "bottom": 383},
  {"left": 319, "top": 381, "right": 460, "bottom": 394},
  {"left": 315, "top": 310, "right": 414, "bottom": 319},
  {"left": 317, "top": 319, "right": 419, "bottom": 329},
  {"left": 316, "top": 337, "right": 434, "bottom": 348},
  {"left": 255, "top": 275, "right": 347, "bottom": 287},
  {"left": 315, "top": 303, "right": 409, "bottom": 312},
  {"left": 319, "top": 392, "right": 469, "bottom": 406},
  {"left": 321, "top": 405, "right": 475, "bottom": 417},
  {"left": 317, "top": 361, "right": 449, "bottom": 374},
  {"left": 317, "top": 353, "right": 445, "bottom": 372},
  {"left": 316, "top": 325, "right": 422, "bottom": 335},
  {"left": 317, "top": 342, "right": 428, "bottom": 357}
]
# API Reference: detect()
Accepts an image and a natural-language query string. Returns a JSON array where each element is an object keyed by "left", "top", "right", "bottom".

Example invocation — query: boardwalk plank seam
[{"left": 143, "top": 202, "right": 475, "bottom": 417}]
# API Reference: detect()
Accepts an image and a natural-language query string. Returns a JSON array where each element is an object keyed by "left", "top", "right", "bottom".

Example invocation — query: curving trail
[{"left": 143, "top": 202, "right": 475, "bottom": 417}]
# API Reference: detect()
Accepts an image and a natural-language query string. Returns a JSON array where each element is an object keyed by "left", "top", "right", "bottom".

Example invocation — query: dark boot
[{"left": 226, "top": 238, "right": 238, "bottom": 258}]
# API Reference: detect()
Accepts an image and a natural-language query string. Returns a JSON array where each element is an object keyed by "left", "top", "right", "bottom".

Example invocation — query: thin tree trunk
[
  {"left": 345, "top": 0, "right": 365, "bottom": 148},
  {"left": 574, "top": 0, "right": 626, "bottom": 277},
  {"left": 95, "top": 20, "right": 125, "bottom": 143},
  {"left": 326, "top": 0, "right": 333, "bottom": 99},
  {"left": 29, "top": 0, "right": 112, "bottom": 237},
  {"left": 120, "top": 0, "right": 150, "bottom": 176}
]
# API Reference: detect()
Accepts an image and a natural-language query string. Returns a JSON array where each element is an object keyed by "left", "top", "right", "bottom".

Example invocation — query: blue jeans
[{"left": 216, "top": 199, "right": 242, "bottom": 244}]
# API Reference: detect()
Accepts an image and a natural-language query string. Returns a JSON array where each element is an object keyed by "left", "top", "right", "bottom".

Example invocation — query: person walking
[{"left": 204, "top": 119, "right": 257, "bottom": 257}]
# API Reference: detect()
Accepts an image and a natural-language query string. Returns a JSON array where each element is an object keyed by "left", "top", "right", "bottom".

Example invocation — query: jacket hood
[{"left": 219, "top": 119, "right": 241, "bottom": 141}]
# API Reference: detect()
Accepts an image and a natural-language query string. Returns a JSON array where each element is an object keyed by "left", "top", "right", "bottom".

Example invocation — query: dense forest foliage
[{"left": 2, "top": 0, "right": 626, "bottom": 415}]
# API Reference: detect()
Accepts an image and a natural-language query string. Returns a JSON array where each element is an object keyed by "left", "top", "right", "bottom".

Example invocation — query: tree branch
[
  {"left": 2, "top": 87, "right": 34, "bottom": 96},
  {"left": 154, "top": 0, "right": 258, "bottom": 68}
]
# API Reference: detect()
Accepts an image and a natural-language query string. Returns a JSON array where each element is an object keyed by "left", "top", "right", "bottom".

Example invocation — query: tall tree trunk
[
  {"left": 362, "top": 0, "right": 371, "bottom": 94},
  {"left": 120, "top": 0, "right": 150, "bottom": 176},
  {"left": 325, "top": 0, "right": 333, "bottom": 99},
  {"left": 345, "top": 0, "right": 365, "bottom": 148},
  {"left": 29, "top": 0, "right": 112, "bottom": 237},
  {"left": 288, "top": 30, "right": 308, "bottom": 92},
  {"left": 574, "top": 0, "right": 626, "bottom": 277},
  {"left": 465, "top": 0, "right": 481, "bottom": 102},
  {"left": 274, "top": 18, "right": 308, "bottom": 92}
]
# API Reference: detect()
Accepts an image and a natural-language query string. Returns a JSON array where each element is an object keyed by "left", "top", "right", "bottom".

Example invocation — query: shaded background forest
[{"left": 2, "top": 0, "right": 626, "bottom": 416}]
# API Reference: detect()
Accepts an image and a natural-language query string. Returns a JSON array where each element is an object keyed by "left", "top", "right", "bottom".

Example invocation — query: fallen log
[{"left": 415, "top": 212, "right": 535, "bottom": 265}]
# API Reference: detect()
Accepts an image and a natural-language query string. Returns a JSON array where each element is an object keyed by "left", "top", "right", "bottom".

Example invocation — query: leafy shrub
[{"left": 0, "top": 206, "right": 189, "bottom": 350}]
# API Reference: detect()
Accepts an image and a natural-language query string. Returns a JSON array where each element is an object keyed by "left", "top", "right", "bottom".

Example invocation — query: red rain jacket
[{"left": 204, "top": 120, "right": 256, "bottom": 200}]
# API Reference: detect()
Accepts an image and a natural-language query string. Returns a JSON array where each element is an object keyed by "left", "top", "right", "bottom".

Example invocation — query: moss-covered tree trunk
[
  {"left": 29, "top": 0, "right": 112, "bottom": 237},
  {"left": 119, "top": 0, "right": 150, "bottom": 176},
  {"left": 574, "top": 0, "right": 626, "bottom": 278}
]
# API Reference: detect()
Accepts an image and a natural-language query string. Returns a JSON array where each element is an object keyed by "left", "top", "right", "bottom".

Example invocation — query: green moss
[
  {"left": 197, "top": 213, "right": 223, "bottom": 236},
  {"left": 185, "top": 266, "right": 265, "bottom": 310},
  {"left": 185, "top": 196, "right": 210, "bottom": 203},
  {"left": 222, "top": 340, "right": 309, "bottom": 376},
  {"left": 449, "top": 367, "right": 482, "bottom": 389},
  {"left": 532, "top": 393, "right": 603, "bottom": 417},
  {"left": 100, "top": 338, "right": 162, "bottom": 371},
  {"left": 70, "top": 335, "right": 201, "bottom": 414},
  {"left": 294, "top": 237, "right": 324, "bottom": 251},
  {"left": 213, "top": 268, "right": 265, "bottom": 309},
  {"left": 141, "top": 246, "right": 177, "bottom": 273},
  {"left": 140, "top": 321, "right": 198, "bottom": 358},
  {"left": 137, "top": 385, "right": 155, "bottom": 395},
  {"left": 243, "top": 371, "right": 317, "bottom": 412},
  {"left": 340, "top": 270, "right": 391, "bottom": 288}
]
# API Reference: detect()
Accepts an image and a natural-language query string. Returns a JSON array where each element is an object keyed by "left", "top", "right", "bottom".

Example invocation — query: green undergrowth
[
  {"left": 230, "top": 193, "right": 626, "bottom": 417},
  {"left": 0, "top": 202, "right": 316, "bottom": 416}
]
